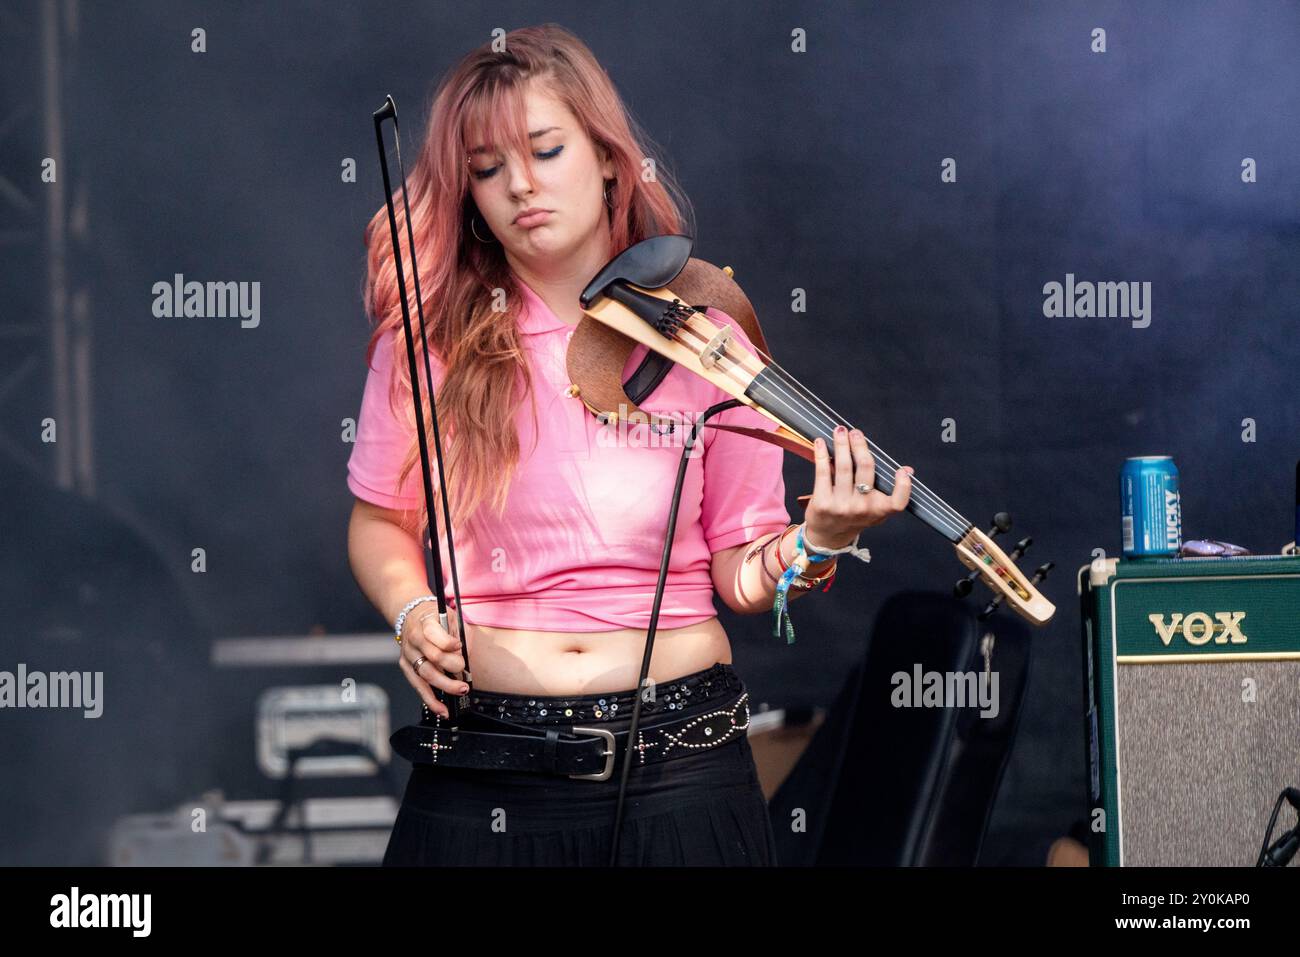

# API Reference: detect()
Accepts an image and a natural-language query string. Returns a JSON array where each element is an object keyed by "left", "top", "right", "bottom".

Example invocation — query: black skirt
[{"left": 382, "top": 662, "right": 778, "bottom": 866}]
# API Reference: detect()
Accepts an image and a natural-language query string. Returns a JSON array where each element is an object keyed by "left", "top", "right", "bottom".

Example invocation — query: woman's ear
[{"left": 598, "top": 144, "right": 616, "bottom": 181}]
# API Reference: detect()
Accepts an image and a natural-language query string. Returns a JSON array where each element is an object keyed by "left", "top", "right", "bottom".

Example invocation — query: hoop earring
[
  {"left": 603, "top": 180, "right": 615, "bottom": 209},
  {"left": 470, "top": 214, "right": 497, "bottom": 244}
]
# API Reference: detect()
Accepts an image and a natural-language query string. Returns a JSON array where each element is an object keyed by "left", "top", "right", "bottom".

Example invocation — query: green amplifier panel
[{"left": 1079, "top": 553, "right": 1300, "bottom": 866}]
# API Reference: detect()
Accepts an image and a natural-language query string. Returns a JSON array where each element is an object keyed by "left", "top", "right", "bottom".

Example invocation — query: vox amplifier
[{"left": 1080, "top": 553, "right": 1300, "bottom": 866}]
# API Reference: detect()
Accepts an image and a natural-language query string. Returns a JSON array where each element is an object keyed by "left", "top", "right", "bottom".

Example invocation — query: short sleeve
[
  {"left": 698, "top": 307, "right": 791, "bottom": 552},
  {"left": 346, "top": 328, "right": 443, "bottom": 511}
]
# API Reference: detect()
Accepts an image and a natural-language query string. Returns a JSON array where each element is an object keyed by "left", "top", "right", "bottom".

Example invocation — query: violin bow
[
  {"left": 372, "top": 96, "right": 472, "bottom": 722},
  {"left": 578, "top": 234, "right": 1056, "bottom": 627}
]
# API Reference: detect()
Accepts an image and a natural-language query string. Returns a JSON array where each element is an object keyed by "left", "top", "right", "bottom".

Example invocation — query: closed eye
[{"left": 472, "top": 145, "right": 563, "bottom": 180}]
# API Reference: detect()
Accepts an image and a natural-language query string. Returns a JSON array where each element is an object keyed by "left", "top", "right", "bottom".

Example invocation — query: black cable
[
  {"left": 607, "top": 398, "right": 744, "bottom": 866},
  {"left": 1256, "top": 787, "right": 1300, "bottom": 867}
]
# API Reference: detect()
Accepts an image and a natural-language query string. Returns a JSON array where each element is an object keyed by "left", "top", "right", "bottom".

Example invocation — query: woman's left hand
[{"left": 802, "top": 425, "right": 913, "bottom": 549}]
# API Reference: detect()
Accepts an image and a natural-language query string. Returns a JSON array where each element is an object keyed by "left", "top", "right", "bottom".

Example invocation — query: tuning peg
[
  {"left": 953, "top": 520, "right": 1035, "bottom": 604},
  {"left": 955, "top": 527, "right": 1001, "bottom": 597},
  {"left": 976, "top": 560, "right": 1055, "bottom": 620},
  {"left": 955, "top": 532, "right": 1021, "bottom": 598},
  {"left": 1007, "top": 536, "right": 1032, "bottom": 560}
]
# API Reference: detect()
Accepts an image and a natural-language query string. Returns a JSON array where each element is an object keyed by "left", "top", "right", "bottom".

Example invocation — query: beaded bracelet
[{"left": 393, "top": 594, "right": 439, "bottom": 643}]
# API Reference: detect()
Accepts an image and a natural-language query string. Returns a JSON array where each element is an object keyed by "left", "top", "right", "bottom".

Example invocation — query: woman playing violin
[{"left": 346, "top": 23, "right": 913, "bottom": 866}]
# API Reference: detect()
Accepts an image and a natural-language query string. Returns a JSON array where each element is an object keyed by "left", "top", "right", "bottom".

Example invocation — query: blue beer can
[{"left": 1120, "top": 456, "right": 1182, "bottom": 558}]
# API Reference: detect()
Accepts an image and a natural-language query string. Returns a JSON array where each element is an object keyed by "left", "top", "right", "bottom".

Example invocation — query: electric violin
[{"left": 565, "top": 234, "right": 1057, "bottom": 627}]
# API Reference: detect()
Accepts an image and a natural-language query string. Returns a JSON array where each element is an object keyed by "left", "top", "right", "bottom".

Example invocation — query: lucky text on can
[{"left": 1120, "top": 456, "right": 1182, "bottom": 558}]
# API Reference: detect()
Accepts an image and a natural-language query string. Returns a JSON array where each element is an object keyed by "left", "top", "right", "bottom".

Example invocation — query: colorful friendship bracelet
[{"left": 770, "top": 523, "right": 841, "bottom": 645}]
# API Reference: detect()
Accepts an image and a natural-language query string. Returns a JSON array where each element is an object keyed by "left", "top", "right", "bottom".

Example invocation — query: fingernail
[
  {"left": 459, "top": 684, "right": 469, "bottom": 694},
  {"left": 835, "top": 425, "right": 846, "bottom": 435}
]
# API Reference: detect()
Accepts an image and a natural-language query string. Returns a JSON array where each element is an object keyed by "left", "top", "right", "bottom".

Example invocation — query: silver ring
[
  {"left": 412, "top": 655, "right": 427, "bottom": 671},
  {"left": 854, "top": 483, "right": 872, "bottom": 494}
]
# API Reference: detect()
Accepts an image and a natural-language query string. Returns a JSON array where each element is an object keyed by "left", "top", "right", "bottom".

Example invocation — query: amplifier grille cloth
[{"left": 1115, "top": 661, "right": 1300, "bottom": 866}]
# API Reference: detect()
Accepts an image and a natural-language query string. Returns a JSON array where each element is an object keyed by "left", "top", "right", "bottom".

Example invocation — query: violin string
[
  {"left": 748, "top": 355, "right": 971, "bottom": 538},
  {"left": 740, "top": 345, "right": 972, "bottom": 536},
  {"left": 687, "top": 313, "right": 971, "bottom": 532},
  {"left": 677, "top": 312, "right": 971, "bottom": 538},
  {"left": 673, "top": 314, "right": 964, "bottom": 532},
  {"left": 686, "top": 330, "right": 969, "bottom": 541}
]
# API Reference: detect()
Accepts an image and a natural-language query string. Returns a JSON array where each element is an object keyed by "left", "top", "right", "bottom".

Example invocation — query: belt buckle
[{"left": 568, "top": 726, "right": 615, "bottom": 781}]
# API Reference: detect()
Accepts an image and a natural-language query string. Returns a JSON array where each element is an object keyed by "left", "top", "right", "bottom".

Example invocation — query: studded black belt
[
  {"left": 388, "top": 663, "right": 751, "bottom": 781},
  {"left": 466, "top": 661, "right": 744, "bottom": 725}
]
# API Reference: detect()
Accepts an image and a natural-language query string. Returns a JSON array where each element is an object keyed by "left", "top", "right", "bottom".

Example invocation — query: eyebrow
[{"left": 467, "top": 126, "right": 561, "bottom": 156}]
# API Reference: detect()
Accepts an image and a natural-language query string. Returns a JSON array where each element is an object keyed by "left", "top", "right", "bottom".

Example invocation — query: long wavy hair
[{"left": 362, "top": 23, "right": 694, "bottom": 545}]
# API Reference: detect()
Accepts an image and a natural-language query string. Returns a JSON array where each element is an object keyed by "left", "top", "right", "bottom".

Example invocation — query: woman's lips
[{"left": 514, "top": 210, "right": 552, "bottom": 228}]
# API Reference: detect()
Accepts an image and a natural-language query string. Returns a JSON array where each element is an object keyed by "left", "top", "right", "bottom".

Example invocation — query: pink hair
[{"left": 361, "top": 23, "right": 693, "bottom": 543}]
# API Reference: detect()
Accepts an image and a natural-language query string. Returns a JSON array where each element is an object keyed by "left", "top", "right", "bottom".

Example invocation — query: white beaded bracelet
[{"left": 393, "top": 595, "right": 439, "bottom": 642}]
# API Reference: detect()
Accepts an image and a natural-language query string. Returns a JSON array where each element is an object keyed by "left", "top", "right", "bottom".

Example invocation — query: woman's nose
[{"left": 506, "top": 157, "right": 535, "bottom": 198}]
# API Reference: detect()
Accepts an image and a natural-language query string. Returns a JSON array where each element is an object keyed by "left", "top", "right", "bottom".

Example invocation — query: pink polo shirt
[{"left": 346, "top": 277, "right": 790, "bottom": 631}]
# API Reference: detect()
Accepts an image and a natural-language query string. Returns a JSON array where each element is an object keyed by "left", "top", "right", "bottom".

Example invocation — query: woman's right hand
[{"left": 397, "top": 603, "right": 468, "bottom": 719}]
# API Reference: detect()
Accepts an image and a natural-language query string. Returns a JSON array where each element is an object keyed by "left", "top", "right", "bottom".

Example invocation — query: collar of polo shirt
[{"left": 514, "top": 276, "right": 576, "bottom": 335}]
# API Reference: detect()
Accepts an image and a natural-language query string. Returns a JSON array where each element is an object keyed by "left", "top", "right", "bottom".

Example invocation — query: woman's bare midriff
[{"left": 460, "top": 616, "right": 732, "bottom": 697}]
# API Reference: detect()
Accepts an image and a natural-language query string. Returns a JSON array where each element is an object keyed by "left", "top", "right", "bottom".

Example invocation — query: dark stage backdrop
[{"left": 3, "top": 1, "right": 1297, "bottom": 865}]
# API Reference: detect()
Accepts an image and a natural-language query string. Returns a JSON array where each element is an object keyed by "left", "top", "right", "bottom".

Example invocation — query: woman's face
[{"left": 465, "top": 82, "right": 614, "bottom": 268}]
